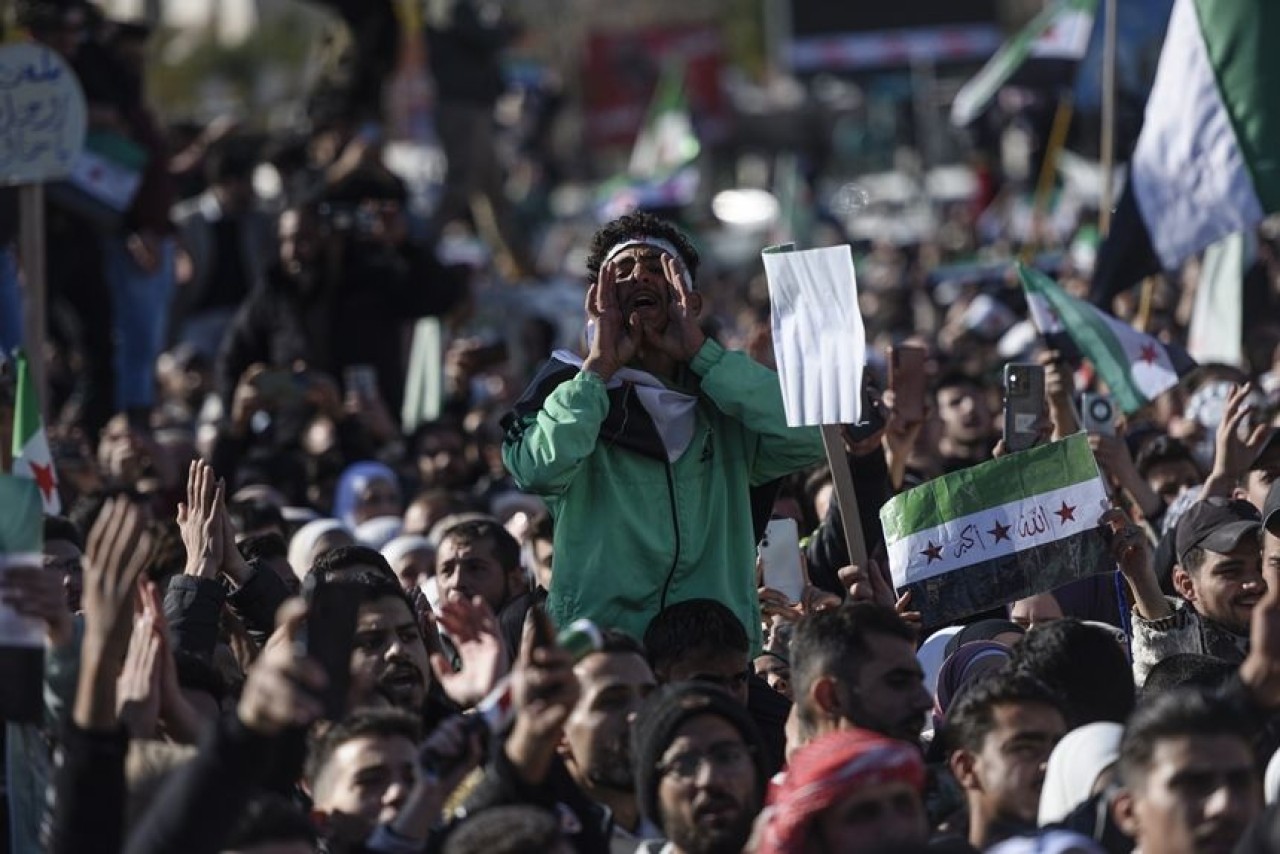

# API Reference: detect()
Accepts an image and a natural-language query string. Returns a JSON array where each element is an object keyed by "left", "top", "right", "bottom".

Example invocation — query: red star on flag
[
  {"left": 1138, "top": 342, "right": 1159, "bottom": 365},
  {"left": 1054, "top": 502, "right": 1077, "bottom": 524},
  {"left": 29, "top": 461, "right": 57, "bottom": 504},
  {"left": 988, "top": 520, "right": 1012, "bottom": 543},
  {"left": 920, "top": 540, "right": 944, "bottom": 564}
]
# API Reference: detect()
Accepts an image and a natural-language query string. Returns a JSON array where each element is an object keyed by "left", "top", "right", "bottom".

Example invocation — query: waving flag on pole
[
  {"left": 951, "top": 0, "right": 1097, "bottom": 127},
  {"left": 1020, "top": 265, "right": 1196, "bottom": 414},
  {"left": 1130, "top": 0, "right": 1280, "bottom": 268},
  {"left": 881, "top": 434, "right": 1111, "bottom": 627},
  {"left": 11, "top": 352, "right": 60, "bottom": 514}
]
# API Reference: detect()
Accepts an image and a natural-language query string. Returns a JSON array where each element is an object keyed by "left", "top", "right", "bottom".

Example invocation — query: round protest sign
[{"left": 0, "top": 43, "right": 87, "bottom": 185}]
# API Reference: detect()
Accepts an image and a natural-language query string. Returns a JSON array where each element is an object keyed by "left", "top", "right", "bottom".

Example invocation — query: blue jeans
[
  {"left": 0, "top": 246, "right": 21, "bottom": 357},
  {"left": 102, "top": 235, "right": 175, "bottom": 411}
]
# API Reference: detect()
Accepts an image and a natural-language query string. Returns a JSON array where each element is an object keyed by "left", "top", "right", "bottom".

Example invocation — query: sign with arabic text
[{"left": 0, "top": 43, "right": 87, "bottom": 185}]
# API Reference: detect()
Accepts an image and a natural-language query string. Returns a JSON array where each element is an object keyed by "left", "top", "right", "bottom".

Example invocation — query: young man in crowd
[
  {"left": 434, "top": 518, "right": 533, "bottom": 656},
  {"left": 1124, "top": 497, "right": 1264, "bottom": 683},
  {"left": 944, "top": 673, "right": 1068, "bottom": 850},
  {"left": 502, "top": 212, "right": 825, "bottom": 648},
  {"left": 630, "top": 682, "right": 768, "bottom": 854},
  {"left": 789, "top": 602, "right": 933, "bottom": 748},
  {"left": 932, "top": 372, "right": 996, "bottom": 474},
  {"left": 1112, "top": 690, "right": 1260, "bottom": 854}
]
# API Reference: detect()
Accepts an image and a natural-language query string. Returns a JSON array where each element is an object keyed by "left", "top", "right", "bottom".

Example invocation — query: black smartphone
[
  {"left": 300, "top": 575, "right": 359, "bottom": 721},
  {"left": 1003, "top": 363, "right": 1047, "bottom": 453},
  {"left": 844, "top": 376, "right": 887, "bottom": 445}
]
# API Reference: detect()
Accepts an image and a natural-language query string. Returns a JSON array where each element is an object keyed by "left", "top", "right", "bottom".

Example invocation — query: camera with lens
[{"left": 1081, "top": 393, "right": 1115, "bottom": 436}]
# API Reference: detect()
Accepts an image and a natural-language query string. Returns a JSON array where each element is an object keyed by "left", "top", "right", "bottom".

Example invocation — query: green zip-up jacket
[{"left": 502, "top": 338, "right": 825, "bottom": 649}]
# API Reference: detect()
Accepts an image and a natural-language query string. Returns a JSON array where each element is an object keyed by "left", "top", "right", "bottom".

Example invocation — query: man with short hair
[
  {"left": 306, "top": 708, "right": 423, "bottom": 846},
  {"left": 1127, "top": 497, "right": 1264, "bottom": 683},
  {"left": 1111, "top": 689, "right": 1260, "bottom": 854},
  {"left": 789, "top": 602, "right": 932, "bottom": 748},
  {"left": 435, "top": 518, "right": 532, "bottom": 656},
  {"left": 945, "top": 673, "right": 1068, "bottom": 850},
  {"left": 631, "top": 683, "right": 768, "bottom": 854},
  {"left": 503, "top": 211, "right": 824, "bottom": 649},
  {"left": 933, "top": 372, "right": 995, "bottom": 474},
  {"left": 756, "top": 728, "right": 929, "bottom": 854}
]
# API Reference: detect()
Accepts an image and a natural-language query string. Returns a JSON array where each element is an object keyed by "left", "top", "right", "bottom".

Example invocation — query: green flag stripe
[
  {"left": 0, "top": 475, "right": 43, "bottom": 554},
  {"left": 12, "top": 352, "right": 40, "bottom": 455},
  {"left": 1191, "top": 0, "right": 1280, "bottom": 210},
  {"left": 1020, "top": 267, "right": 1147, "bottom": 412},
  {"left": 881, "top": 434, "right": 1099, "bottom": 541}
]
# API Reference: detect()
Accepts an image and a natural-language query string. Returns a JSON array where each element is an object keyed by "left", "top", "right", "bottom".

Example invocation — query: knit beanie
[{"left": 630, "top": 682, "right": 766, "bottom": 828}]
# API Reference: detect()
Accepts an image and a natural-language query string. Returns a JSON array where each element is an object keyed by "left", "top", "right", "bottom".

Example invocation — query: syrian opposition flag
[
  {"left": 11, "top": 352, "right": 60, "bottom": 514},
  {"left": 0, "top": 473, "right": 46, "bottom": 722},
  {"left": 951, "top": 0, "right": 1097, "bottom": 127},
  {"left": 1020, "top": 265, "right": 1196, "bottom": 414},
  {"left": 881, "top": 434, "right": 1111, "bottom": 627},
  {"left": 1130, "top": 0, "right": 1280, "bottom": 269}
]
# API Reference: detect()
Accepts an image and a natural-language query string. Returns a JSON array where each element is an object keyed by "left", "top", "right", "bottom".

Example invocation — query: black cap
[
  {"left": 1175, "top": 497, "right": 1261, "bottom": 565},
  {"left": 1264, "top": 480, "right": 1280, "bottom": 538},
  {"left": 1252, "top": 429, "right": 1280, "bottom": 471}
]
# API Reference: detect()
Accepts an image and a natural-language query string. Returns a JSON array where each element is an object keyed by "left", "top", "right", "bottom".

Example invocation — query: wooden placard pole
[
  {"left": 17, "top": 183, "right": 47, "bottom": 421},
  {"left": 820, "top": 424, "right": 868, "bottom": 570}
]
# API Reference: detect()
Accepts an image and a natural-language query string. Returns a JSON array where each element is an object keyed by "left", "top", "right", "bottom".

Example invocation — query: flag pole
[
  {"left": 17, "top": 184, "right": 47, "bottom": 423},
  {"left": 1099, "top": 0, "right": 1117, "bottom": 236},
  {"left": 1026, "top": 94, "right": 1075, "bottom": 258}
]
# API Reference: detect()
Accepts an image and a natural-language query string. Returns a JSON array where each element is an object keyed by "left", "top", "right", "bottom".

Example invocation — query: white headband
[{"left": 602, "top": 237, "right": 693, "bottom": 289}]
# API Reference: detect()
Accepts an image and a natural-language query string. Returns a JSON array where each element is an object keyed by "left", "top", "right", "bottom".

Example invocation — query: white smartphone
[{"left": 758, "top": 518, "right": 806, "bottom": 604}]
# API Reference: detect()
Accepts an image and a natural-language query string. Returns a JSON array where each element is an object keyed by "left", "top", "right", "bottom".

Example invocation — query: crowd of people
[{"left": 5, "top": 0, "right": 1280, "bottom": 853}]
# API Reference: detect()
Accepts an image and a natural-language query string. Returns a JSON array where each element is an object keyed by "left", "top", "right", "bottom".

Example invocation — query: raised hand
[
  {"left": 116, "top": 603, "right": 162, "bottom": 739},
  {"left": 76, "top": 498, "right": 154, "bottom": 729},
  {"left": 429, "top": 595, "right": 510, "bottom": 708},
  {"left": 1206, "top": 383, "right": 1269, "bottom": 497},
  {"left": 582, "top": 261, "right": 640, "bottom": 381},
  {"left": 177, "top": 460, "right": 223, "bottom": 579},
  {"left": 237, "top": 599, "right": 327, "bottom": 735},
  {"left": 640, "top": 252, "right": 705, "bottom": 364},
  {"left": 1101, "top": 507, "right": 1170, "bottom": 622}
]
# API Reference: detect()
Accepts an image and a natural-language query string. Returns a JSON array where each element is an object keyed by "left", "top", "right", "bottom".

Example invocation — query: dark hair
[
  {"left": 1008, "top": 618, "right": 1135, "bottom": 727},
  {"left": 1181, "top": 546, "right": 1208, "bottom": 575},
  {"left": 945, "top": 672, "right": 1064, "bottom": 754},
  {"left": 438, "top": 519, "right": 520, "bottom": 574},
  {"left": 204, "top": 136, "right": 258, "bottom": 185},
  {"left": 1134, "top": 436, "right": 1201, "bottom": 480},
  {"left": 228, "top": 499, "right": 285, "bottom": 537},
  {"left": 223, "top": 794, "right": 315, "bottom": 849},
  {"left": 442, "top": 805, "right": 564, "bottom": 854},
  {"left": 1141, "top": 654, "right": 1236, "bottom": 698},
  {"left": 311, "top": 544, "right": 399, "bottom": 585},
  {"left": 644, "top": 598, "right": 749, "bottom": 673},
  {"left": 527, "top": 510, "right": 553, "bottom": 544},
  {"left": 933, "top": 371, "right": 987, "bottom": 399},
  {"left": 238, "top": 531, "right": 288, "bottom": 564},
  {"left": 790, "top": 603, "right": 917, "bottom": 728},
  {"left": 306, "top": 707, "right": 422, "bottom": 791},
  {"left": 597, "top": 628, "right": 646, "bottom": 658},
  {"left": 1119, "top": 688, "right": 1251, "bottom": 788},
  {"left": 585, "top": 211, "right": 700, "bottom": 285},
  {"left": 43, "top": 515, "right": 82, "bottom": 550}
]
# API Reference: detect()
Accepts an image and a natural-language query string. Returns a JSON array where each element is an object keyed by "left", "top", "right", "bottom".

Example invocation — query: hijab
[
  {"left": 1037, "top": 722, "right": 1124, "bottom": 826},
  {"left": 333, "top": 461, "right": 400, "bottom": 529}
]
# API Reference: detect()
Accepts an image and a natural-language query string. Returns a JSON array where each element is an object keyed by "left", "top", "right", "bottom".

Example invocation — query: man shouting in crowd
[{"left": 503, "top": 212, "right": 824, "bottom": 648}]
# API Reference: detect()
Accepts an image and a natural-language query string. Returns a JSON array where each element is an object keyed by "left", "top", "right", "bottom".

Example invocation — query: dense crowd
[{"left": 5, "top": 1, "right": 1280, "bottom": 853}]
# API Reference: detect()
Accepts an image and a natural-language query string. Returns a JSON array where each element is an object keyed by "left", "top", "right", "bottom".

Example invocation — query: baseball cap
[
  {"left": 1251, "top": 429, "right": 1280, "bottom": 470},
  {"left": 1264, "top": 481, "right": 1280, "bottom": 538},
  {"left": 1175, "top": 497, "right": 1262, "bottom": 564}
]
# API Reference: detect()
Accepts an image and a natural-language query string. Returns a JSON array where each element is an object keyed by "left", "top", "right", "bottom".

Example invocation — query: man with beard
[
  {"left": 1112, "top": 689, "right": 1260, "bottom": 854},
  {"left": 631, "top": 683, "right": 767, "bottom": 854},
  {"left": 435, "top": 519, "right": 533, "bottom": 657},
  {"left": 944, "top": 673, "right": 1068, "bottom": 850},
  {"left": 559, "top": 632, "right": 660, "bottom": 853},
  {"left": 789, "top": 602, "right": 933, "bottom": 749},
  {"left": 1126, "top": 498, "right": 1264, "bottom": 684}
]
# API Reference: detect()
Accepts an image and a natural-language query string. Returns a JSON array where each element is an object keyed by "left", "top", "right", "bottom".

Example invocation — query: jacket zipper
[{"left": 658, "top": 462, "right": 681, "bottom": 614}]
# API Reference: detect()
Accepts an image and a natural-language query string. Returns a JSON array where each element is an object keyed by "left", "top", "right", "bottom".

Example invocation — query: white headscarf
[
  {"left": 1038, "top": 722, "right": 1125, "bottom": 826},
  {"left": 917, "top": 626, "right": 965, "bottom": 699},
  {"left": 1265, "top": 747, "right": 1280, "bottom": 804},
  {"left": 288, "top": 519, "right": 350, "bottom": 579},
  {"left": 355, "top": 515, "right": 404, "bottom": 551}
]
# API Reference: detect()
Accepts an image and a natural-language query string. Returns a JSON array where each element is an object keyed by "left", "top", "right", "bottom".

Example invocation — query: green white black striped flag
[
  {"left": 1131, "top": 0, "right": 1280, "bottom": 268},
  {"left": 880, "top": 434, "right": 1111, "bottom": 627},
  {"left": 951, "top": 0, "right": 1097, "bottom": 127},
  {"left": 1020, "top": 264, "right": 1197, "bottom": 415},
  {"left": 0, "top": 474, "right": 44, "bottom": 647}
]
